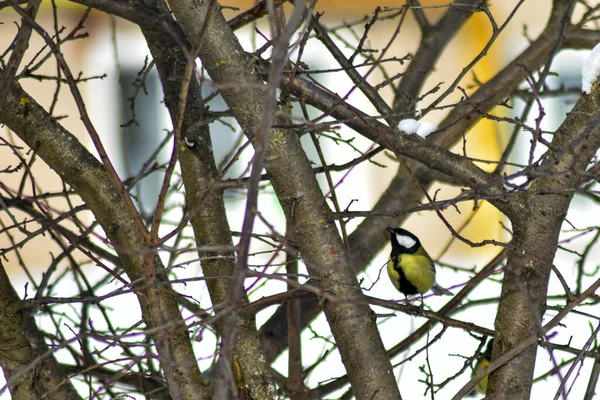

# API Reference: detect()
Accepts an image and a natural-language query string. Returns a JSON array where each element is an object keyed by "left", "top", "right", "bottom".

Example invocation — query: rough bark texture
[
  {"left": 0, "top": 81, "right": 209, "bottom": 400},
  {"left": 141, "top": 1, "right": 277, "bottom": 396},
  {"left": 0, "top": 264, "right": 81, "bottom": 400},
  {"left": 167, "top": 0, "right": 401, "bottom": 398},
  {"left": 488, "top": 72, "right": 600, "bottom": 400}
]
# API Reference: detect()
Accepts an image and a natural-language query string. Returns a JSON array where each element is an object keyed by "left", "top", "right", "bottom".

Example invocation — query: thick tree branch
[
  {"left": 167, "top": 0, "right": 402, "bottom": 398},
  {"left": 488, "top": 54, "right": 600, "bottom": 399},
  {"left": 268, "top": 62, "right": 503, "bottom": 196},
  {"left": 0, "top": 262, "right": 81, "bottom": 400},
  {"left": 141, "top": 0, "right": 276, "bottom": 397},
  {"left": 0, "top": 80, "right": 209, "bottom": 399}
]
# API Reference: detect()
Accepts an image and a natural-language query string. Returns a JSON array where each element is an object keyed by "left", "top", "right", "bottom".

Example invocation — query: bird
[
  {"left": 386, "top": 227, "right": 453, "bottom": 300},
  {"left": 472, "top": 338, "right": 494, "bottom": 395}
]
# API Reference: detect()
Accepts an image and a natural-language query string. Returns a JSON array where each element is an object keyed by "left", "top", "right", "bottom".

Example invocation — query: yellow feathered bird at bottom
[{"left": 472, "top": 339, "right": 494, "bottom": 396}]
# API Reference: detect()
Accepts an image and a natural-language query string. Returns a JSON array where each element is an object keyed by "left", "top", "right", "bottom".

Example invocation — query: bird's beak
[{"left": 386, "top": 227, "right": 395, "bottom": 234}]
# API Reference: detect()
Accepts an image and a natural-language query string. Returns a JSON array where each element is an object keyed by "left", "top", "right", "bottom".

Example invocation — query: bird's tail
[{"left": 431, "top": 283, "right": 453, "bottom": 296}]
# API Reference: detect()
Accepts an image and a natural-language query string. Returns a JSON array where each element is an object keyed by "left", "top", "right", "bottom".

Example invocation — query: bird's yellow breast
[
  {"left": 387, "top": 253, "right": 435, "bottom": 295},
  {"left": 474, "top": 358, "right": 490, "bottom": 394}
]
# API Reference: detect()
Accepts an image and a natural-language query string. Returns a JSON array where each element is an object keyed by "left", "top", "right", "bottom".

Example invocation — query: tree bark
[
  {"left": 488, "top": 70, "right": 600, "bottom": 400},
  {"left": 167, "top": 0, "right": 402, "bottom": 398}
]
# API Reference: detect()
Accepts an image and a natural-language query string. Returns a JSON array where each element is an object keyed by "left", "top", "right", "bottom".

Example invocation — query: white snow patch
[
  {"left": 417, "top": 121, "right": 438, "bottom": 136},
  {"left": 398, "top": 119, "right": 438, "bottom": 137},
  {"left": 398, "top": 118, "right": 421, "bottom": 134},
  {"left": 582, "top": 43, "right": 600, "bottom": 94}
]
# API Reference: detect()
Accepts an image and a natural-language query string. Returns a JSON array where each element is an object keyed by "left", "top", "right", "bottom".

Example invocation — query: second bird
[{"left": 386, "top": 227, "right": 452, "bottom": 298}]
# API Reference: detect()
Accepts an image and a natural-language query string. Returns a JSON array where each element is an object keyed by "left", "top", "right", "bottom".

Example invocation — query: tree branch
[
  {"left": 141, "top": 0, "right": 276, "bottom": 397},
  {"left": 168, "top": 0, "right": 403, "bottom": 397},
  {"left": 0, "top": 79, "right": 209, "bottom": 400},
  {"left": 0, "top": 262, "right": 82, "bottom": 399}
]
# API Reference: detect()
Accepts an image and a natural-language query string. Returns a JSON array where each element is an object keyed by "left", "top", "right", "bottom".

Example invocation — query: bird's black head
[{"left": 386, "top": 227, "right": 420, "bottom": 254}]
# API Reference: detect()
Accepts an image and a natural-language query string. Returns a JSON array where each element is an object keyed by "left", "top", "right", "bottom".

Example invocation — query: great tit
[
  {"left": 472, "top": 338, "right": 494, "bottom": 395},
  {"left": 386, "top": 227, "right": 452, "bottom": 297}
]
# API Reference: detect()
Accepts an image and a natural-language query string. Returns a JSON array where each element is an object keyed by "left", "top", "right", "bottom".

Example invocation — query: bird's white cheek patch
[{"left": 396, "top": 233, "right": 416, "bottom": 248}]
